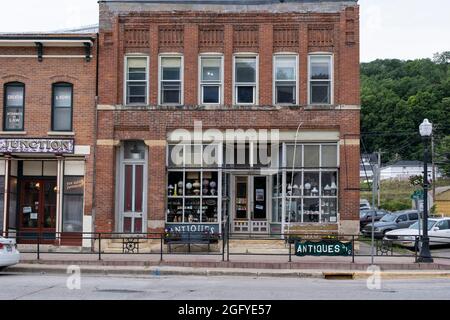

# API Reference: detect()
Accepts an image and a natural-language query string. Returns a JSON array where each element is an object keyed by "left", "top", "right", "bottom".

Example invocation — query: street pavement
[{"left": 1, "top": 273, "right": 450, "bottom": 300}]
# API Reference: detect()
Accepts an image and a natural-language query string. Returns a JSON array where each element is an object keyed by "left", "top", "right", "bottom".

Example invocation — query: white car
[
  {"left": 0, "top": 237, "right": 20, "bottom": 271},
  {"left": 384, "top": 218, "right": 450, "bottom": 247}
]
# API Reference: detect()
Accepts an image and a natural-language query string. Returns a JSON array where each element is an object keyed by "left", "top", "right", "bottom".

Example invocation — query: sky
[{"left": 0, "top": 0, "right": 449, "bottom": 62}]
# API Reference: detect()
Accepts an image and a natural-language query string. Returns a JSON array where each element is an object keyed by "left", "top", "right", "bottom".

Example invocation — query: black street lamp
[{"left": 418, "top": 119, "right": 433, "bottom": 263}]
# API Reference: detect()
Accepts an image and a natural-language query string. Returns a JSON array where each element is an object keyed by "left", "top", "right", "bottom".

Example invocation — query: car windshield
[
  {"left": 380, "top": 214, "right": 396, "bottom": 222},
  {"left": 409, "top": 220, "right": 437, "bottom": 230}
]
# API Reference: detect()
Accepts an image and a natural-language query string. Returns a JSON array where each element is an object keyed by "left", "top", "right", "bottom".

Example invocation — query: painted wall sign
[
  {"left": 295, "top": 240, "right": 352, "bottom": 257},
  {"left": 166, "top": 223, "right": 219, "bottom": 234},
  {"left": 0, "top": 138, "right": 74, "bottom": 154}
]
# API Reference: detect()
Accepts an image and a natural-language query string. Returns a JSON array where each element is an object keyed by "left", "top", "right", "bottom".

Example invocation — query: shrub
[{"left": 379, "top": 199, "right": 411, "bottom": 212}]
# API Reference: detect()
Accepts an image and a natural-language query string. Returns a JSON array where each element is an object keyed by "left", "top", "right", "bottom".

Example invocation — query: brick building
[
  {"left": 0, "top": 33, "right": 97, "bottom": 246},
  {"left": 95, "top": 0, "right": 361, "bottom": 239}
]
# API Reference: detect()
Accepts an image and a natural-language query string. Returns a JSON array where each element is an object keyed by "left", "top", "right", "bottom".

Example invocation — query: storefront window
[
  {"left": 167, "top": 143, "right": 221, "bottom": 224},
  {"left": 4, "top": 82, "right": 25, "bottom": 131},
  {"left": 62, "top": 176, "right": 84, "bottom": 232},
  {"left": 0, "top": 176, "right": 4, "bottom": 234}
]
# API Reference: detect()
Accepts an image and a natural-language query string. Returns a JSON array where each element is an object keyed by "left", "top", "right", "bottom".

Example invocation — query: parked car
[
  {"left": 0, "top": 237, "right": 20, "bottom": 271},
  {"left": 362, "top": 210, "right": 419, "bottom": 238},
  {"left": 360, "top": 199, "right": 371, "bottom": 211},
  {"left": 384, "top": 218, "right": 450, "bottom": 248},
  {"left": 360, "top": 209, "right": 390, "bottom": 229}
]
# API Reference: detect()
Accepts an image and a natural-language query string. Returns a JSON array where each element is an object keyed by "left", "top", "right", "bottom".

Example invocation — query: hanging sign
[
  {"left": 0, "top": 138, "right": 74, "bottom": 154},
  {"left": 295, "top": 240, "right": 353, "bottom": 257}
]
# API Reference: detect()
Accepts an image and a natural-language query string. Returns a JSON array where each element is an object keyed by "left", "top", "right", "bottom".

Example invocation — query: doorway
[
  {"left": 232, "top": 175, "right": 269, "bottom": 234},
  {"left": 19, "top": 179, "right": 57, "bottom": 243}
]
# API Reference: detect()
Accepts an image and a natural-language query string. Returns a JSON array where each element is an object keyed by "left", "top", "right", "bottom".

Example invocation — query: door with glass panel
[{"left": 120, "top": 141, "right": 147, "bottom": 234}]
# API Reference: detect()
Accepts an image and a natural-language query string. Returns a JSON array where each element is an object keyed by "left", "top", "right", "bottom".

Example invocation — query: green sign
[
  {"left": 411, "top": 190, "right": 424, "bottom": 200},
  {"left": 295, "top": 240, "right": 353, "bottom": 257}
]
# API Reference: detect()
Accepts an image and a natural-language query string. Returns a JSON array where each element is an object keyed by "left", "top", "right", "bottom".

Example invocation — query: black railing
[{"left": 3, "top": 230, "right": 450, "bottom": 263}]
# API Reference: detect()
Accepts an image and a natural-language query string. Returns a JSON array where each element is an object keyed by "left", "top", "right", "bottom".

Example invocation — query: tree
[{"left": 433, "top": 51, "right": 450, "bottom": 65}]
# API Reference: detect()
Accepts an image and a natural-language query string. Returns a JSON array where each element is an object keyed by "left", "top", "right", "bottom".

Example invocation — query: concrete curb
[{"left": 6, "top": 264, "right": 450, "bottom": 280}]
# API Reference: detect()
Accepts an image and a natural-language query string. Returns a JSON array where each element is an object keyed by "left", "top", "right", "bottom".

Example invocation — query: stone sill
[
  {"left": 47, "top": 131, "right": 75, "bottom": 136},
  {"left": 0, "top": 131, "right": 27, "bottom": 135},
  {"left": 98, "top": 104, "right": 360, "bottom": 111}
]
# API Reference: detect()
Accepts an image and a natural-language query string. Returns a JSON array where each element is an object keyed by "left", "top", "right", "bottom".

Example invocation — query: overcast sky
[{"left": 0, "top": 0, "right": 449, "bottom": 62}]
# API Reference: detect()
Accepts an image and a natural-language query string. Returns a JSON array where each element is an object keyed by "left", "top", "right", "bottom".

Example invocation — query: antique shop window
[
  {"left": 62, "top": 176, "right": 84, "bottom": 232},
  {"left": 274, "top": 55, "right": 297, "bottom": 105},
  {"left": 167, "top": 144, "right": 221, "bottom": 224},
  {"left": 4, "top": 82, "right": 25, "bottom": 131},
  {"left": 160, "top": 56, "right": 183, "bottom": 105},
  {"left": 200, "top": 56, "right": 223, "bottom": 105},
  {"left": 125, "top": 56, "right": 148, "bottom": 105},
  {"left": 0, "top": 176, "right": 4, "bottom": 234},
  {"left": 52, "top": 83, "right": 73, "bottom": 131},
  {"left": 234, "top": 56, "right": 257, "bottom": 105},
  {"left": 309, "top": 55, "right": 332, "bottom": 105},
  {"left": 119, "top": 141, "right": 147, "bottom": 233},
  {"left": 284, "top": 143, "right": 338, "bottom": 224}
]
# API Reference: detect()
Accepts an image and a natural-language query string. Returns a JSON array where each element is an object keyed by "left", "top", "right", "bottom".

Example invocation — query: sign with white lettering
[
  {"left": 295, "top": 240, "right": 353, "bottom": 257},
  {"left": 166, "top": 224, "right": 218, "bottom": 234},
  {"left": 0, "top": 138, "right": 74, "bottom": 154}
]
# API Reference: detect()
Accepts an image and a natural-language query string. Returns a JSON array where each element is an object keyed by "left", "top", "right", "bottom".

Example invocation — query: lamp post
[{"left": 418, "top": 119, "right": 433, "bottom": 263}]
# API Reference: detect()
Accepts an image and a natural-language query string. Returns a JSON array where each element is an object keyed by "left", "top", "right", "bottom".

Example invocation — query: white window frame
[
  {"left": 198, "top": 54, "right": 224, "bottom": 106},
  {"left": 124, "top": 55, "right": 149, "bottom": 106},
  {"left": 233, "top": 54, "right": 259, "bottom": 106},
  {"left": 158, "top": 54, "right": 184, "bottom": 106},
  {"left": 273, "top": 53, "right": 298, "bottom": 105},
  {"left": 308, "top": 53, "right": 334, "bottom": 105}
]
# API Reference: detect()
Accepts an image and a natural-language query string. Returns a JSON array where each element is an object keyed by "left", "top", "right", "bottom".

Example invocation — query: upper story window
[
  {"left": 125, "top": 56, "right": 148, "bottom": 105},
  {"left": 160, "top": 56, "right": 183, "bottom": 105},
  {"left": 234, "top": 56, "right": 257, "bottom": 105},
  {"left": 274, "top": 55, "right": 297, "bottom": 105},
  {"left": 52, "top": 83, "right": 73, "bottom": 132},
  {"left": 4, "top": 82, "right": 25, "bottom": 131},
  {"left": 309, "top": 55, "right": 333, "bottom": 105},
  {"left": 200, "top": 56, "right": 223, "bottom": 105}
]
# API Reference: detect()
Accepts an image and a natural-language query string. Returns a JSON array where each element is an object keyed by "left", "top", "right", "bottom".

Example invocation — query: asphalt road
[{"left": 1, "top": 273, "right": 450, "bottom": 300}]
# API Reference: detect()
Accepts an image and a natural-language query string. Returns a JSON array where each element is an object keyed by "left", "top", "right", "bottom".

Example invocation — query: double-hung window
[
  {"left": 274, "top": 55, "right": 297, "bottom": 105},
  {"left": 160, "top": 56, "right": 183, "bottom": 105},
  {"left": 125, "top": 56, "right": 148, "bottom": 105},
  {"left": 200, "top": 56, "right": 222, "bottom": 105},
  {"left": 309, "top": 55, "right": 332, "bottom": 105},
  {"left": 4, "top": 82, "right": 25, "bottom": 131},
  {"left": 52, "top": 83, "right": 73, "bottom": 131},
  {"left": 234, "top": 56, "right": 257, "bottom": 105}
]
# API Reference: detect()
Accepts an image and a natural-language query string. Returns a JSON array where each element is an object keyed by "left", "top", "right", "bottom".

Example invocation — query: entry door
[
  {"left": 121, "top": 164, "right": 144, "bottom": 234},
  {"left": 19, "top": 180, "right": 57, "bottom": 243}
]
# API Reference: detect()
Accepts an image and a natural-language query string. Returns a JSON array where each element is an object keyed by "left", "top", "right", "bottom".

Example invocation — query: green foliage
[
  {"left": 436, "top": 135, "right": 450, "bottom": 177},
  {"left": 379, "top": 199, "right": 411, "bottom": 212},
  {"left": 361, "top": 54, "right": 450, "bottom": 172}
]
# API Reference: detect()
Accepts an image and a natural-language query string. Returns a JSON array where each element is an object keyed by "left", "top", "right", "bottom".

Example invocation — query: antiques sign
[
  {"left": 0, "top": 138, "right": 74, "bottom": 154},
  {"left": 166, "top": 224, "right": 218, "bottom": 234},
  {"left": 295, "top": 240, "right": 353, "bottom": 257}
]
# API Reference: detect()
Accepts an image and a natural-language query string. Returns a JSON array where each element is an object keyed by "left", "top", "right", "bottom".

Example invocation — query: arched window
[
  {"left": 52, "top": 82, "right": 73, "bottom": 131},
  {"left": 4, "top": 82, "right": 25, "bottom": 131}
]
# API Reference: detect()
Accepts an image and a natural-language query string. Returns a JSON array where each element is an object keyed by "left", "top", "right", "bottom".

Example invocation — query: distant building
[
  {"left": 434, "top": 187, "right": 450, "bottom": 217},
  {"left": 380, "top": 161, "right": 441, "bottom": 181}
]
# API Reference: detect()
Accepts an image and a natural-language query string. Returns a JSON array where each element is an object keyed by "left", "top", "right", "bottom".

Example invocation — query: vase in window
[
  {"left": 168, "top": 185, "right": 174, "bottom": 196},
  {"left": 304, "top": 183, "right": 311, "bottom": 196},
  {"left": 331, "top": 182, "right": 337, "bottom": 196}
]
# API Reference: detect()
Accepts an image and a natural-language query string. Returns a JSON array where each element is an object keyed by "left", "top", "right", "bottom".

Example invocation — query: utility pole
[
  {"left": 432, "top": 134, "right": 436, "bottom": 204},
  {"left": 377, "top": 150, "right": 382, "bottom": 208}
]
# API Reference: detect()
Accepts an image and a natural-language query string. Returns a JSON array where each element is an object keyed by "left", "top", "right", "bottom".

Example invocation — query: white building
[{"left": 380, "top": 161, "right": 442, "bottom": 181}]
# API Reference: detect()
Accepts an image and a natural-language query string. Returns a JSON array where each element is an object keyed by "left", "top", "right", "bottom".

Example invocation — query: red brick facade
[{"left": 96, "top": 1, "right": 361, "bottom": 235}]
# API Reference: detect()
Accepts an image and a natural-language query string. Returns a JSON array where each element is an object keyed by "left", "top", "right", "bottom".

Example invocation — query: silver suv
[{"left": 362, "top": 210, "right": 419, "bottom": 238}]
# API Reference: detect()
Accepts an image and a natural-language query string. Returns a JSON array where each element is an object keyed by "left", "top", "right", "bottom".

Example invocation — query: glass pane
[
  {"left": 286, "top": 198, "right": 302, "bottom": 223},
  {"left": 134, "top": 165, "right": 143, "bottom": 212},
  {"left": 128, "top": 83, "right": 146, "bottom": 96},
  {"left": 53, "top": 108, "right": 71, "bottom": 131},
  {"left": 272, "top": 198, "right": 282, "bottom": 223},
  {"left": 124, "top": 141, "right": 146, "bottom": 160},
  {"left": 322, "top": 145, "right": 338, "bottom": 167},
  {"left": 311, "top": 82, "right": 330, "bottom": 104},
  {"left": 124, "top": 165, "right": 133, "bottom": 211},
  {"left": 128, "top": 68, "right": 146, "bottom": 81},
  {"left": 21, "top": 181, "right": 40, "bottom": 228},
  {"left": 5, "top": 107, "right": 24, "bottom": 130},
  {"left": 203, "top": 198, "right": 218, "bottom": 223},
  {"left": 167, "top": 198, "right": 183, "bottom": 222},
  {"left": 304, "top": 172, "right": 320, "bottom": 196},
  {"left": 310, "top": 56, "right": 331, "bottom": 80},
  {"left": 128, "top": 96, "right": 146, "bottom": 104},
  {"left": 184, "top": 198, "right": 201, "bottom": 223},
  {"left": 168, "top": 171, "right": 184, "bottom": 197},
  {"left": 304, "top": 198, "right": 320, "bottom": 223},
  {"left": 235, "top": 59, "right": 256, "bottom": 83},
  {"left": 203, "top": 144, "right": 220, "bottom": 167},
  {"left": 185, "top": 171, "right": 201, "bottom": 196},
  {"left": 286, "top": 145, "right": 302, "bottom": 168},
  {"left": 168, "top": 145, "right": 184, "bottom": 167},
  {"left": 286, "top": 172, "right": 302, "bottom": 197},
  {"left": 275, "top": 57, "right": 296, "bottom": 80},
  {"left": 276, "top": 84, "right": 295, "bottom": 104},
  {"left": 127, "top": 57, "right": 147, "bottom": 68},
  {"left": 63, "top": 195, "right": 83, "bottom": 232},
  {"left": 304, "top": 145, "right": 320, "bottom": 168},
  {"left": 321, "top": 172, "right": 338, "bottom": 196},
  {"left": 63, "top": 177, "right": 84, "bottom": 195},
  {"left": 321, "top": 198, "right": 337, "bottom": 223},
  {"left": 202, "top": 86, "right": 219, "bottom": 104},
  {"left": 162, "top": 82, "right": 181, "bottom": 104},
  {"left": 53, "top": 86, "right": 72, "bottom": 108},
  {"left": 202, "top": 171, "right": 218, "bottom": 196},
  {"left": 5, "top": 85, "right": 24, "bottom": 107},
  {"left": 123, "top": 217, "right": 132, "bottom": 233},
  {"left": 202, "top": 58, "right": 221, "bottom": 81},
  {"left": 237, "top": 86, "right": 254, "bottom": 104},
  {"left": 185, "top": 145, "right": 202, "bottom": 167},
  {"left": 134, "top": 218, "right": 142, "bottom": 233}
]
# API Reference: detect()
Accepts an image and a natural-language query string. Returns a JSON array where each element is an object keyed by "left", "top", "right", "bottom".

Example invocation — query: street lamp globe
[{"left": 419, "top": 119, "right": 433, "bottom": 137}]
